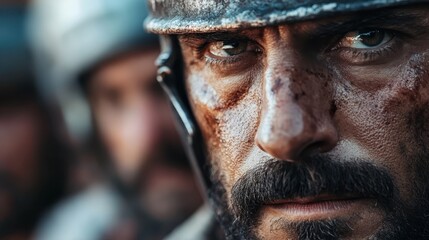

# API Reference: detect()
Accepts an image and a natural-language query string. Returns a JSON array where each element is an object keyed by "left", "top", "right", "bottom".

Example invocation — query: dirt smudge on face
[
  {"left": 220, "top": 80, "right": 251, "bottom": 110},
  {"left": 271, "top": 78, "right": 284, "bottom": 94},
  {"left": 382, "top": 53, "right": 429, "bottom": 111},
  {"left": 193, "top": 104, "right": 221, "bottom": 147}
]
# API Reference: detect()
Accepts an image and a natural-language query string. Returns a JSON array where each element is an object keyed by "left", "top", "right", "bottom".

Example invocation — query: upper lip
[{"left": 268, "top": 193, "right": 364, "bottom": 205}]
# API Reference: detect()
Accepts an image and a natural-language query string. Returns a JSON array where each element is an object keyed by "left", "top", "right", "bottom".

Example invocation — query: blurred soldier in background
[
  {"left": 29, "top": 0, "right": 202, "bottom": 239},
  {"left": 0, "top": 2, "right": 68, "bottom": 239}
]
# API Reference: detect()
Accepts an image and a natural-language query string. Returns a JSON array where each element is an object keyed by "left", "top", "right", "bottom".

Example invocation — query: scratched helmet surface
[{"left": 146, "top": 0, "right": 425, "bottom": 34}]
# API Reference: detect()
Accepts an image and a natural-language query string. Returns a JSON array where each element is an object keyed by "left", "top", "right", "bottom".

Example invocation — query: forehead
[{"left": 88, "top": 49, "right": 159, "bottom": 87}]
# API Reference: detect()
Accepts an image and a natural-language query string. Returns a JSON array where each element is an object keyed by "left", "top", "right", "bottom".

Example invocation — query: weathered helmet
[
  {"left": 146, "top": 0, "right": 425, "bottom": 34},
  {"left": 29, "top": 0, "right": 158, "bottom": 142},
  {"left": 145, "top": 0, "right": 429, "bottom": 191}
]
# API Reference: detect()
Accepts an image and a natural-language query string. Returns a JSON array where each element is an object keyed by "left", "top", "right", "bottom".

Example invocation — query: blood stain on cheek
[
  {"left": 381, "top": 54, "right": 429, "bottom": 111},
  {"left": 375, "top": 53, "right": 429, "bottom": 158}
]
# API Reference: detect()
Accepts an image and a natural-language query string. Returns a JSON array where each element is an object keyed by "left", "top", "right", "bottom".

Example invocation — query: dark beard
[
  {"left": 207, "top": 155, "right": 429, "bottom": 240},
  {"left": 108, "top": 141, "right": 193, "bottom": 239}
]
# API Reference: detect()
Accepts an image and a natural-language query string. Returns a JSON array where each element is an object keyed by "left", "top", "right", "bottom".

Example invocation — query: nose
[
  {"left": 124, "top": 96, "right": 163, "bottom": 148},
  {"left": 255, "top": 63, "right": 338, "bottom": 162}
]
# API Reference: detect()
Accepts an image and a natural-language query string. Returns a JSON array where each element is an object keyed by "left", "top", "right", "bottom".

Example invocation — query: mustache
[{"left": 230, "top": 156, "right": 396, "bottom": 222}]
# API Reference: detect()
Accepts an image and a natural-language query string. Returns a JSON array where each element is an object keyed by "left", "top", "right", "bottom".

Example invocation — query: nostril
[
  {"left": 300, "top": 140, "right": 325, "bottom": 157},
  {"left": 301, "top": 134, "right": 337, "bottom": 157}
]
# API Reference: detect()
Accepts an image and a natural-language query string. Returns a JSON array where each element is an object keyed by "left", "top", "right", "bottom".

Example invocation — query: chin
[
  {"left": 252, "top": 207, "right": 429, "bottom": 240},
  {"left": 254, "top": 197, "right": 385, "bottom": 239}
]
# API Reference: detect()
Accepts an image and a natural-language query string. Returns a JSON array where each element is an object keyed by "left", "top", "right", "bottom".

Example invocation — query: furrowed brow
[
  {"left": 178, "top": 31, "right": 254, "bottom": 53},
  {"left": 179, "top": 10, "right": 428, "bottom": 44},
  {"left": 310, "top": 11, "right": 425, "bottom": 38},
  {"left": 179, "top": 31, "right": 248, "bottom": 44}
]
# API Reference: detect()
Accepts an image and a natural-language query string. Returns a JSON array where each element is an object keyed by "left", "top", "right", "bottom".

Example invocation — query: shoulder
[
  {"left": 35, "top": 184, "right": 123, "bottom": 240},
  {"left": 165, "top": 204, "right": 222, "bottom": 240}
]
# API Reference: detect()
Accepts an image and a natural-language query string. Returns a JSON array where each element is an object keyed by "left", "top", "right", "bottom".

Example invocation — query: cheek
[
  {"left": 95, "top": 110, "right": 136, "bottom": 173},
  {"left": 187, "top": 71, "right": 263, "bottom": 191},
  {"left": 335, "top": 53, "right": 429, "bottom": 196},
  {"left": 94, "top": 106, "right": 121, "bottom": 152},
  {"left": 97, "top": 100, "right": 166, "bottom": 160},
  {"left": 216, "top": 93, "right": 261, "bottom": 186}
]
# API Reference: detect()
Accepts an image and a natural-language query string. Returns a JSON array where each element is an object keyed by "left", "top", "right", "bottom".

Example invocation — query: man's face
[
  {"left": 89, "top": 49, "right": 179, "bottom": 179},
  {"left": 179, "top": 5, "right": 429, "bottom": 240},
  {"left": 88, "top": 48, "right": 201, "bottom": 223}
]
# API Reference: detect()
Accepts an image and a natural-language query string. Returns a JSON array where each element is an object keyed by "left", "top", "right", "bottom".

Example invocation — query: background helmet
[
  {"left": 145, "top": 0, "right": 429, "bottom": 191},
  {"left": 29, "top": 0, "right": 158, "bottom": 143},
  {"left": 0, "top": 4, "right": 33, "bottom": 92}
]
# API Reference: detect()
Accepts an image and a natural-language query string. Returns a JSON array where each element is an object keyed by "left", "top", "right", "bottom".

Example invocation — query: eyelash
[
  {"left": 190, "top": 37, "right": 261, "bottom": 66},
  {"left": 192, "top": 43, "right": 207, "bottom": 60},
  {"left": 189, "top": 29, "right": 403, "bottom": 66},
  {"left": 203, "top": 54, "right": 243, "bottom": 66},
  {"left": 341, "top": 44, "right": 395, "bottom": 62},
  {"left": 328, "top": 30, "right": 401, "bottom": 63}
]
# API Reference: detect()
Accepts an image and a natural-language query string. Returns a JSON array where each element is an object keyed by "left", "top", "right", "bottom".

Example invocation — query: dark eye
[
  {"left": 207, "top": 40, "right": 250, "bottom": 58},
  {"left": 339, "top": 29, "right": 394, "bottom": 49}
]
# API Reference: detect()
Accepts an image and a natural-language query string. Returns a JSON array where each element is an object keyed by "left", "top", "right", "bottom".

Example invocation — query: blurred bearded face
[
  {"left": 88, "top": 48, "right": 201, "bottom": 222},
  {"left": 89, "top": 49, "right": 184, "bottom": 179},
  {"left": 179, "top": 5, "right": 429, "bottom": 240}
]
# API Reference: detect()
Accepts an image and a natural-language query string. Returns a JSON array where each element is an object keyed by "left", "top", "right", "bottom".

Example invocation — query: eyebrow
[
  {"left": 180, "top": 10, "right": 428, "bottom": 43},
  {"left": 178, "top": 31, "right": 250, "bottom": 47},
  {"left": 304, "top": 11, "right": 426, "bottom": 38}
]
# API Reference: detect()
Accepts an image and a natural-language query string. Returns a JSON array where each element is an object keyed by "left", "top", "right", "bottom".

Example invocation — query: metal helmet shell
[
  {"left": 0, "top": 5, "right": 33, "bottom": 88},
  {"left": 146, "top": 0, "right": 426, "bottom": 34},
  {"left": 29, "top": 0, "right": 158, "bottom": 142}
]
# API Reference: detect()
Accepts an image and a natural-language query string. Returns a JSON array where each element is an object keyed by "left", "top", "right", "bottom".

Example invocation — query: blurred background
[{"left": 0, "top": 0, "right": 203, "bottom": 239}]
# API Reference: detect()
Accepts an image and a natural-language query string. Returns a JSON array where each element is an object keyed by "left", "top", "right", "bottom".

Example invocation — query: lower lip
[{"left": 265, "top": 198, "right": 369, "bottom": 220}]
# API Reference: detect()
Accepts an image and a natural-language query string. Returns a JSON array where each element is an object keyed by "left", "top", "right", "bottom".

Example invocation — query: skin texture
[
  {"left": 87, "top": 49, "right": 202, "bottom": 236},
  {"left": 179, "top": 5, "right": 429, "bottom": 240}
]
